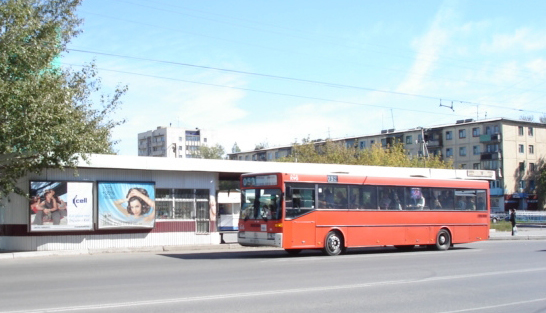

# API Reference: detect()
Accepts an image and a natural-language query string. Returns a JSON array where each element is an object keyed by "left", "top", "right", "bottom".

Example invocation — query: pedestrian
[{"left": 510, "top": 208, "right": 517, "bottom": 236}]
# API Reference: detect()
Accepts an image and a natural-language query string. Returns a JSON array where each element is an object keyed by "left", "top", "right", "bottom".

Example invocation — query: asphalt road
[{"left": 1, "top": 240, "right": 545, "bottom": 313}]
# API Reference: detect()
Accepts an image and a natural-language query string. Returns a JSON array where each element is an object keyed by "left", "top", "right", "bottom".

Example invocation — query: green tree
[
  {"left": 231, "top": 142, "right": 241, "bottom": 153},
  {"left": 198, "top": 144, "right": 225, "bottom": 159},
  {"left": 279, "top": 139, "right": 453, "bottom": 169},
  {"left": 0, "top": 0, "right": 127, "bottom": 197}
]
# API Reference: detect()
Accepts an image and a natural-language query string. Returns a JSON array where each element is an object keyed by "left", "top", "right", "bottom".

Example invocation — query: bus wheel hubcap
[{"left": 329, "top": 236, "right": 340, "bottom": 250}]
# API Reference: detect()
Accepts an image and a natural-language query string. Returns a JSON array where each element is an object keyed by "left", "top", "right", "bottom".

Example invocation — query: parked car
[{"left": 490, "top": 213, "right": 507, "bottom": 223}]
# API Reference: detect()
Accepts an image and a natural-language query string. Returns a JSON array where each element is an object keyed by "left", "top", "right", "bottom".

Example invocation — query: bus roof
[{"left": 242, "top": 167, "right": 495, "bottom": 181}]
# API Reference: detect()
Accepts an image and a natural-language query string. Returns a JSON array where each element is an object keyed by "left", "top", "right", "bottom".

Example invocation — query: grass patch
[{"left": 490, "top": 221, "right": 513, "bottom": 232}]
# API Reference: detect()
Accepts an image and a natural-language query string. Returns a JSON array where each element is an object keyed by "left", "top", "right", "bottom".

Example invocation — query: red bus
[{"left": 238, "top": 171, "right": 491, "bottom": 255}]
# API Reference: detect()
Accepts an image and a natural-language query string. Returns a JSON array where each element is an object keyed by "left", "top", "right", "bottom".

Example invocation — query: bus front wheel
[
  {"left": 435, "top": 229, "right": 451, "bottom": 251},
  {"left": 323, "top": 231, "right": 345, "bottom": 256}
]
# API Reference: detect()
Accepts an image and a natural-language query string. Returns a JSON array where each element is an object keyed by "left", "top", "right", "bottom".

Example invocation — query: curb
[
  {"left": 0, "top": 243, "right": 245, "bottom": 260},
  {"left": 488, "top": 235, "right": 546, "bottom": 241}
]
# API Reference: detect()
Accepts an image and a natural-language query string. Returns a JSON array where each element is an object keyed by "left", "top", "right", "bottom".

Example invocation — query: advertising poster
[
  {"left": 98, "top": 182, "right": 156, "bottom": 229},
  {"left": 29, "top": 181, "right": 94, "bottom": 232}
]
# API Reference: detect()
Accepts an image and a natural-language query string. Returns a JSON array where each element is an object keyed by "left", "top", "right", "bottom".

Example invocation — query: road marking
[
  {"left": 3, "top": 267, "right": 546, "bottom": 313},
  {"left": 439, "top": 297, "right": 546, "bottom": 312}
]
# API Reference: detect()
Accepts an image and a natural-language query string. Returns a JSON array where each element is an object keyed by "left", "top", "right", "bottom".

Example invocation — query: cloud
[
  {"left": 482, "top": 28, "right": 546, "bottom": 53},
  {"left": 396, "top": 4, "right": 455, "bottom": 95}
]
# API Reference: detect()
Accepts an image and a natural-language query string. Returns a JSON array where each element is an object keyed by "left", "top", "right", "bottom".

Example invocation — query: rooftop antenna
[
  {"left": 439, "top": 99, "right": 454, "bottom": 112},
  {"left": 391, "top": 109, "right": 395, "bottom": 129}
]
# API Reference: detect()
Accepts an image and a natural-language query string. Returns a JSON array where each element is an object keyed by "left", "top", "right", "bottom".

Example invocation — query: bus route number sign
[{"left": 327, "top": 175, "right": 338, "bottom": 183}]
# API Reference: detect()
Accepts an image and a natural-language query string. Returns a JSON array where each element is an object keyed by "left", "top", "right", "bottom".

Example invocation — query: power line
[
  {"left": 114, "top": 0, "right": 546, "bottom": 82},
  {"left": 62, "top": 62, "right": 469, "bottom": 118},
  {"left": 67, "top": 49, "right": 546, "bottom": 116},
  {"left": 79, "top": 7, "right": 546, "bottom": 98}
]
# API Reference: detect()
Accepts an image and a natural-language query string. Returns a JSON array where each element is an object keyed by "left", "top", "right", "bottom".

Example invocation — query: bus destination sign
[{"left": 243, "top": 174, "right": 278, "bottom": 187}]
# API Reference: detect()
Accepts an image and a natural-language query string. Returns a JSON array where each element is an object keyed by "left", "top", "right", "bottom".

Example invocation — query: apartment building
[
  {"left": 138, "top": 126, "right": 215, "bottom": 158},
  {"left": 228, "top": 118, "right": 546, "bottom": 212}
]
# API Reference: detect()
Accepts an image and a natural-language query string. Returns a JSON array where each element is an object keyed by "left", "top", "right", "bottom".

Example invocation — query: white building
[
  {"left": 138, "top": 126, "right": 216, "bottom": 158},
  {"left": 228, "top": 118, "right": 546, "bottom": 212}
]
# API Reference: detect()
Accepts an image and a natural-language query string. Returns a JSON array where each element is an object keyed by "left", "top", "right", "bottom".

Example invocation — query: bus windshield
[{"left": 240, "top": 189, "right": 282, "bottom": 221}]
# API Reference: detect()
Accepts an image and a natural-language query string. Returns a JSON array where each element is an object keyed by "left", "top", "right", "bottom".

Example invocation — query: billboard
[
  {"left": 97, "top": 182, "right": 156, "bottom": 229},
  {"left": 29, "top": 181, "right": 94, "bottom": 232}
]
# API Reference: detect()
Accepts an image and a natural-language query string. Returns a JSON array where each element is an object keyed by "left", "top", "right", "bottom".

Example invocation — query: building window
[
  {"left": 529, "top": 163, "right": 535, "bottom": 172},
  {"left": 518, "top": 126, "right": 524, "bottom": 136},
  {"left": 359, "top": 141, "right": 366, "bottom": 149},
  {"left": 485, "top": 126, "right": 491, "bottom": 135},
  {"left": 530, "top": 180, "right": 536, "bottom": 190},
  {"left": 459, "top": 147, "right": 467, "bottom": 156},
  {"left": 487, "top": 144, "right": 498, "bottom": 152},
  {"left": 528, "top": 127, "right": 534, "bottom": 136},
  {"left": 446, "top": 148, "right": 453, "bottom": 157},
  {"left": 406, "top": 135, "right": 412, "bottom": 144},
  {"left": 473, "top": 163, "right": 481, "bottom": 169},
  {"left": 493, "top": 125, "right": 499, "bottom": 134},
  {"left": 519, "top": 180, "right": 526, "bottom": 190},
  {"left": 529, "top": 145, "right": 534, "bottom": 154},
  {"left": 446, "top": 131, "right": 453, "bottom": 140},
  {"left": 473, "top": 145, "right": 480, "bottom": 155},
  {"left": 519, "top": 144, "right": 524, "bottom": 153},
  {"left": 460, "top": 164, "right": 467, "bottom": 169},
  {"left": 472, "top": 127, "right": 480, "bottom": 137},
  {"left": 370, "top": 140, "right": 375, "bottom": 145},
  {"left": 519, "top": 162, "right": 525, "bottom": 172},
  {"left": 179, "top": 137, "right": 183, "bottom": 141},
  {"left": 155, "top": 189, "right": 209, "bottom": 221},
  {"left": 459, "top": 129, "right": 466, "bottom": 138}
]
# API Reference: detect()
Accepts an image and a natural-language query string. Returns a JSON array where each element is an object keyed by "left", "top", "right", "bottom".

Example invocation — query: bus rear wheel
[
  {"left": 323, "top": 231, "right": 345, "bottom": 256},
  {"left": 435, "top": 229, "right": 451, "bottom": 251}
]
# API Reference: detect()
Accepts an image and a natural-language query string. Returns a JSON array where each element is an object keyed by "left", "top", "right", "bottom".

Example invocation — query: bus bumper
[{"left": 238, "top": 231, "right": 282, "bottom": 247}]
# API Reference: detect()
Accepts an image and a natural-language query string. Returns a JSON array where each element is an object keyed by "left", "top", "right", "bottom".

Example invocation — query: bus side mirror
[{"left": 285, "top": 186, "right": 292, "bottom": 198}]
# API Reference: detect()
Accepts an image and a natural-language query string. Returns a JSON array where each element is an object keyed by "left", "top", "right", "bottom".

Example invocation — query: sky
[{"left": 62, "top": 0, "right": 546, "bottom": 155}]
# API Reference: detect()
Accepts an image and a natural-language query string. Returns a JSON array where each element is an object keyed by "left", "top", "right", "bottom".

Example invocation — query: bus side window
[
  {"left": 286, "top": 187, "right": 315, "bottom": 219},
  {"left": 439, "top": 189, "right": 455, "bottom": 210},
  {"left": 378, "top": 187, "right": 392, "bottom": 210},
  {"left": 430, "top": 188, "right": 445, "bottom": 210},
  {"left": 476, "top": 190, "right": 487, "bottom": 211},
  {"left": 349, "top": 185, "right": 377, "bottom": 210}
]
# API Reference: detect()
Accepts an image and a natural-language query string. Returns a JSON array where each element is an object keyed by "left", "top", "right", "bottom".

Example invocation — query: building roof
[
  {"left": 229, "top": 117, "right": 546, "bottom": 156},
  {"left": 78, "top": 154, "right": 494, "bottom": 181}
]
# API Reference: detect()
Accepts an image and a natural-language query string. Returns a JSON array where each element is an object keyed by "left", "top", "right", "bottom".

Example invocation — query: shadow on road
[{"left": 159, "top": 245, "right": 473, "bottom": 260}]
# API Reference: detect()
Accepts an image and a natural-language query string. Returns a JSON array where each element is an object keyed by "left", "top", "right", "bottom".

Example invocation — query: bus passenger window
[
  {"left": 439, "top": 190, "right": 455, "bottom": 210},
  {"left": 286, "top": 187, "right": 315, "bottom": 219},
  {"left": 378, "top": 187, "right": 392, "bottom": 210},
  {"left": 349, "top": 186, "right": 377, "bottom": 210},
  {"left": 476, "top": 190, "right": 487, "bottom": 211}
]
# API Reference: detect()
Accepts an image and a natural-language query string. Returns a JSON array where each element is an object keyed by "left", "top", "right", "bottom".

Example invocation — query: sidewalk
[
  {"left": 488, "top": 224, "right": 546, "bottom": 240},
  {"left": 2, "top": 227, "right": 545, "bottom": 260}
]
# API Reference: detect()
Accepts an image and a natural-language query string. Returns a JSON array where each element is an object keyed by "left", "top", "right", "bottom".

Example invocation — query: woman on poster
[{"left": 114, "top": 188, "right": 155, "bottom": 222}]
